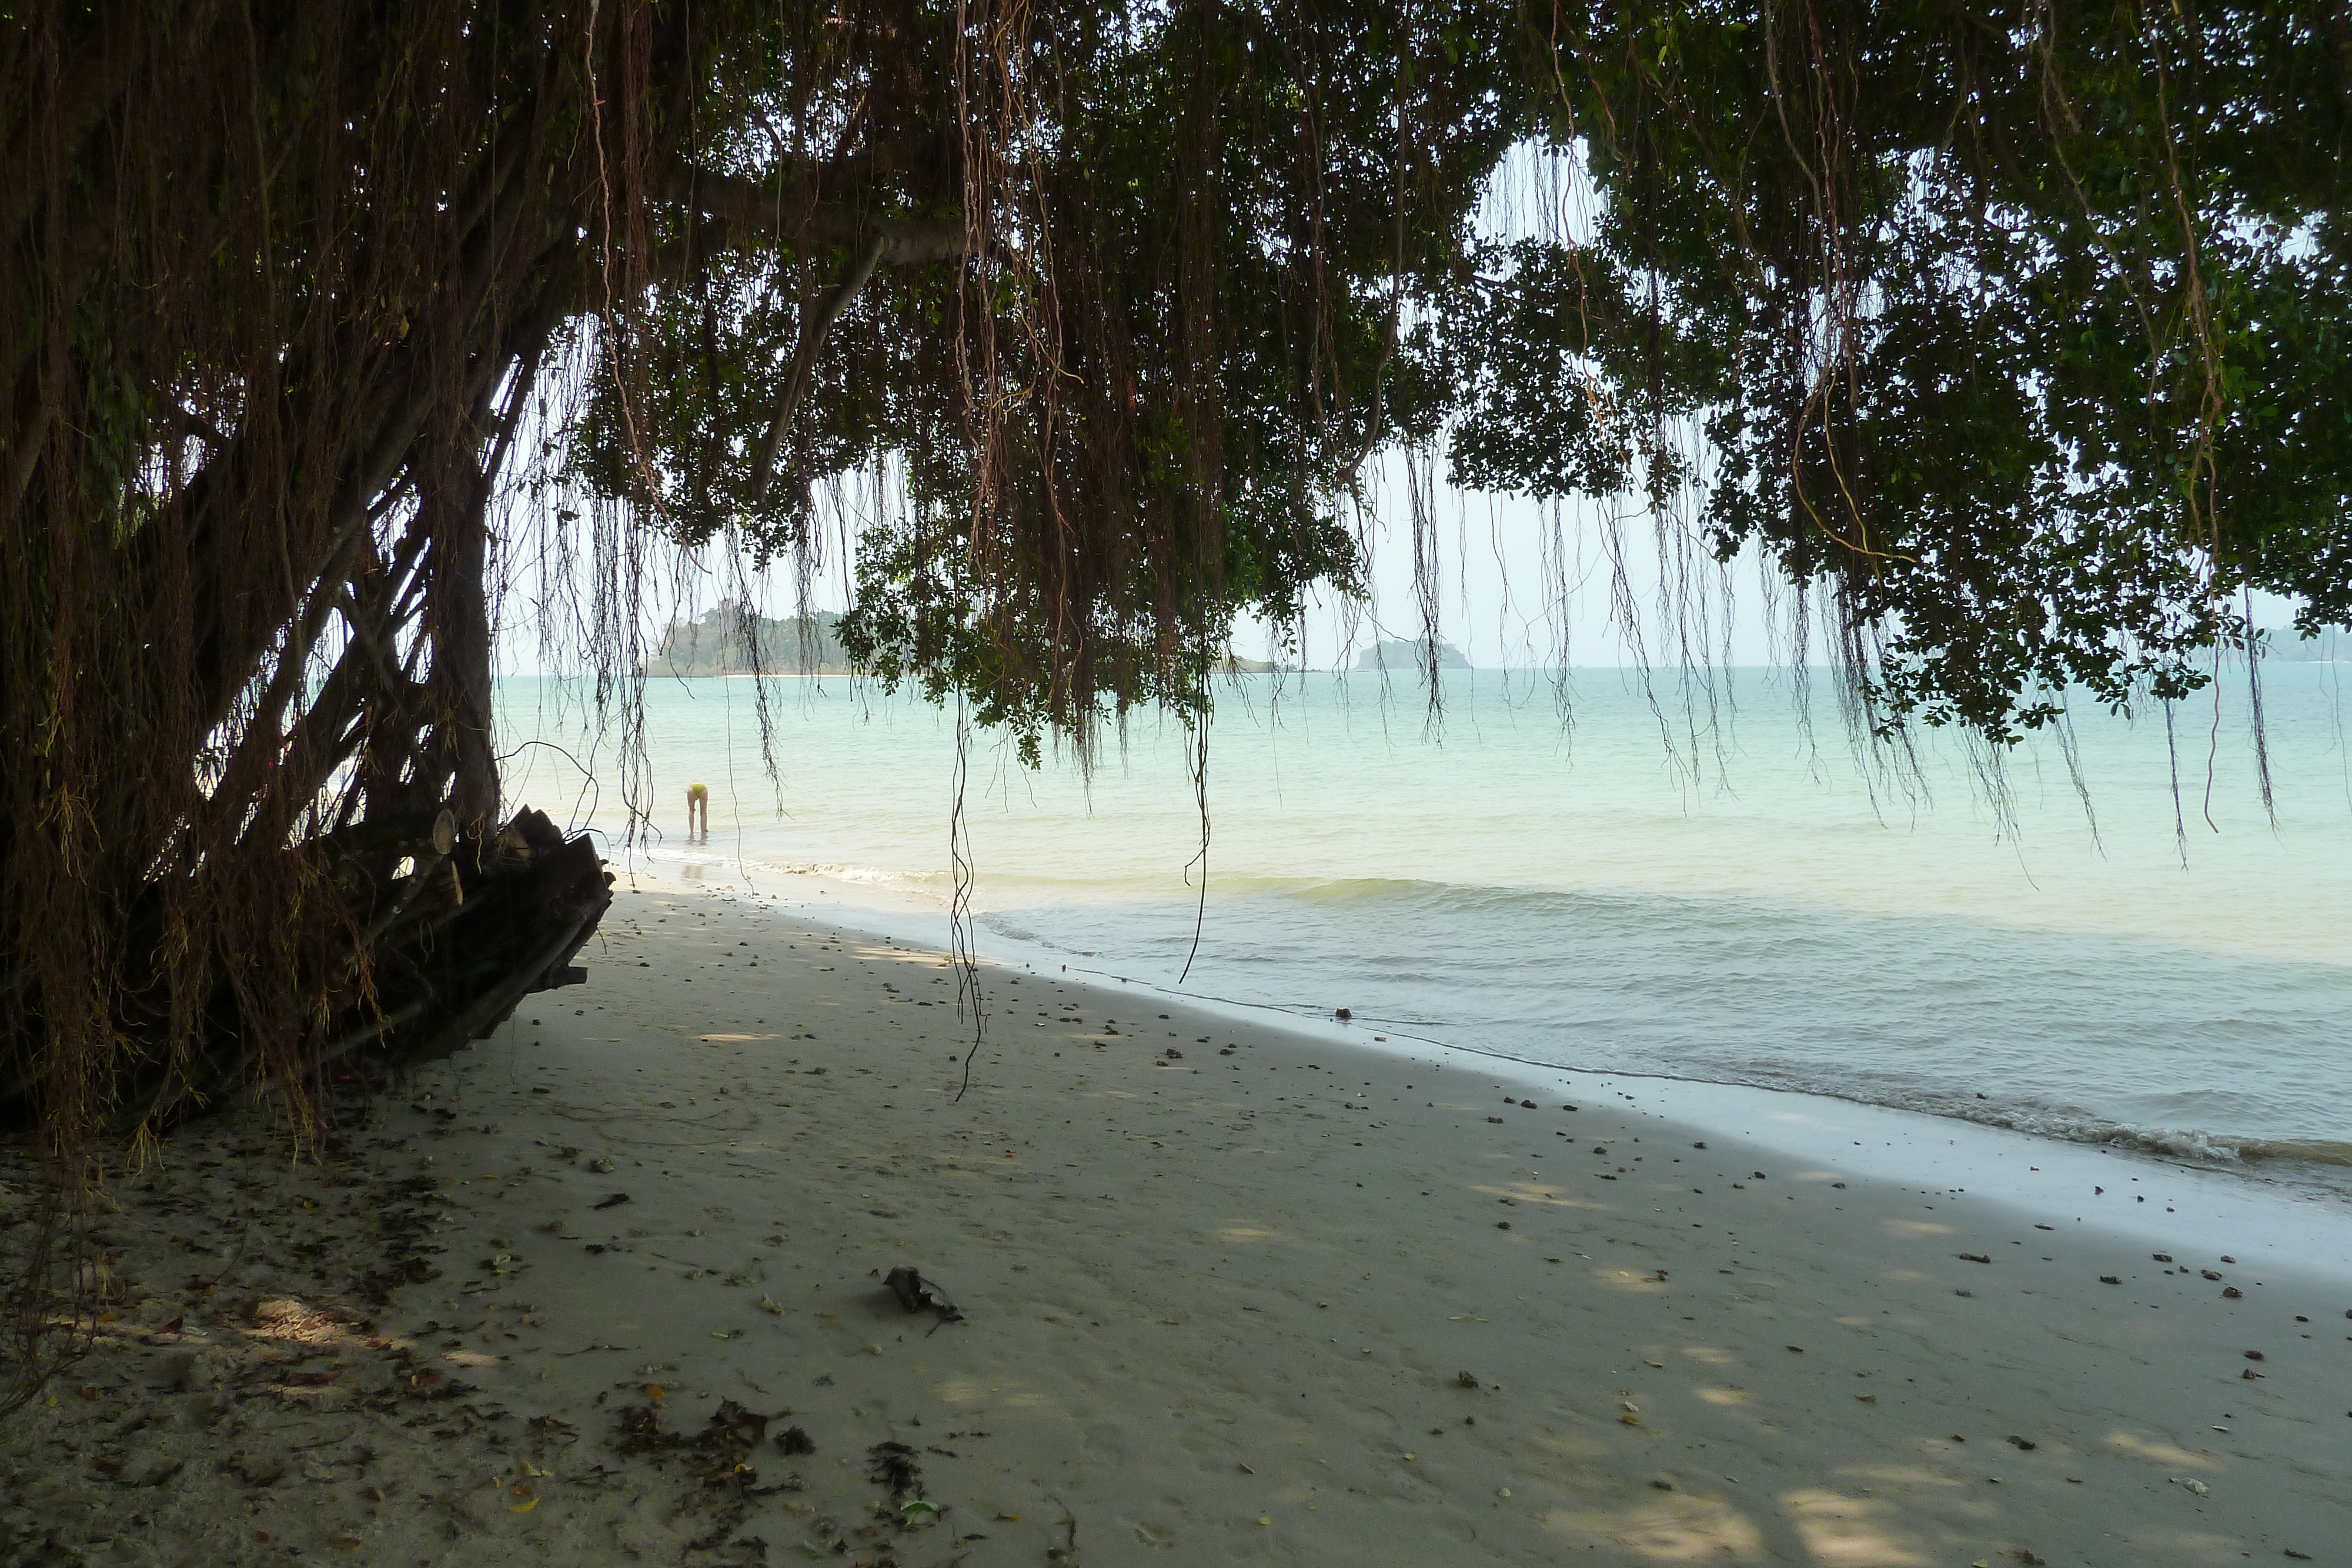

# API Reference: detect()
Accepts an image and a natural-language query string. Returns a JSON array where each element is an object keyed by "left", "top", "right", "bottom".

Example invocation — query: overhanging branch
[
  {"left": 666, "top": 161, "right": 971, "bottom": 267},
  {"left": 749, "top": 230, "right": 888, "bottom": 509}
]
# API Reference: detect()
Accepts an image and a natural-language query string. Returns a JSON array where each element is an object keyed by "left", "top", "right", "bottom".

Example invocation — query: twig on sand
[{"left": 1044, "top": 1499, "right": 1079, "bottom": 1564}]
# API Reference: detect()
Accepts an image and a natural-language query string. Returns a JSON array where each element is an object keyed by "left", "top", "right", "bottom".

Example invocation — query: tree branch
[
  {"left": 749, "top": 230, "right": 887, "bottom": 509},
  {"left": 666, "top": 161, "right": 971, "bottom": 266}
]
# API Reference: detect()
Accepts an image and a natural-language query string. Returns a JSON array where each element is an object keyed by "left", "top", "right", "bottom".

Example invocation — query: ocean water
[{"left": 498, "top": 661, "right": 2352, "bottom": 1186}]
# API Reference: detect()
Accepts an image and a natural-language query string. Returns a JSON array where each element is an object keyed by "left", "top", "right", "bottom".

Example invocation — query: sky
[{"left": 495, "top": 460, "right": 2304, "bottom": 679}]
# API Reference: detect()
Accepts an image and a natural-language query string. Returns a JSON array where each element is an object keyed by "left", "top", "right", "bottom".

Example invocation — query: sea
[{"left": 497, "top": 660, "right": 2352, "bottom": 1196}]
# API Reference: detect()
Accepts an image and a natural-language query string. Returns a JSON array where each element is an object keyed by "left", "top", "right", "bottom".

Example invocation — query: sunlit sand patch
[
  {"left": 1882, "top": 1219, "right": 1955, "bottom": 1239},
  {"left": 1473, "top": 1181, "right": 1607, "bottom": 1211},
  {"left": 851, "top": 943, "right": 934, "bottom": 964},
  {"left": 1692, "top": 1386, "right": 1749, "bottom": 1406},
  {"left": 1791, "top": 1170, "right": 1848, "bottom": 1183},
  {"left": 936, "top": 1376, "right": 991, "bottom": 1408},
  {"left": 1595, "top": 1268, "right": 1671, "bottom": 1295},
  {"left": 1526, "top": 1428, "right": 1614, "bottom": 1462},
  {"left": 2106, "top": 1431, "right": 2223, "bottom": 1470},
  {"left": 245, "top": 1299, "right": 375, "bottom": 1353},
  {"left": 1217, "top": 1226, "right": 1281, "bottom": 1243},
  {"left": 1882, "top": 1270, "right": 1930, "bottom": 1282},
  {"left": 934, "top": 1376, "right": 1052, "bottom": 1411},
  {"left": 1779, "top": 1489, "right": 1929, "bottom": 1566},
  {"left": 1681, "top": 1346, "right": 1738, "bottom": 1365},
  {"left": 1543, "top": 1495, "right": 1765, "bottom": 1562},
  {"left": 695, "top": 1033, "right": 778, "bottom": 1041},
  {"left": 1835, "top": 1465, "right": 1965, "bottom": 1489}
]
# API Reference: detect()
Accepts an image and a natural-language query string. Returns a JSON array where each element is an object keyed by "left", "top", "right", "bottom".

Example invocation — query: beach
[
  {"left": 5, "top": 871, "right": 2348, "bottom": 1566},
  {"left": 503, "top": 663, "right": 2352, "bottom": 1186}
]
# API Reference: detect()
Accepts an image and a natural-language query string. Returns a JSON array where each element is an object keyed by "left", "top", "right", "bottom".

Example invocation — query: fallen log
[
  {"left": 0, "top": 807, "right": 612, "bottom": 1136},
  {"left": 335, "top": 806, "right": 613, "bottom": 1073}
]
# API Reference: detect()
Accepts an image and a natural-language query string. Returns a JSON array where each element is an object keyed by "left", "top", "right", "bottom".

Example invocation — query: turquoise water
[{"left": 499, "top": 662, "right": 2352, "bottom": 1176}]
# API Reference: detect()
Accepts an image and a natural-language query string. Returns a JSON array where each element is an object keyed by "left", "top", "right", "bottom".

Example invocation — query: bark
[
  {"left": 670, "top": 161, "right": 975, "bottom": 266},
  {"left": 426, "top": 445, "right": 500, "bottom": 834},
  {"left": 749, "top": 232, "right": 889, "bottom": 507}
]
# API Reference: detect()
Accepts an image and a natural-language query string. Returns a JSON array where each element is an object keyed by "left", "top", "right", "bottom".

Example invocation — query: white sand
[{"left": 6, "top": 876, "right": 2348, "bottom": 1566}]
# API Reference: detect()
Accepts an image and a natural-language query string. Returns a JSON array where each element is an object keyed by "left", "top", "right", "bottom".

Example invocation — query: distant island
[
  {"left": 645, "top": 609, "right": 854, "bottom": 676},
  {"left": 1215, "top": 652, "right": 1286, "bottom": 674},
  {"left": 1354, "top": 637, "right": 1471, "bottom": 671},
  {"left": 2261, "top": 628, "right": 2344, "bottom": 663}
]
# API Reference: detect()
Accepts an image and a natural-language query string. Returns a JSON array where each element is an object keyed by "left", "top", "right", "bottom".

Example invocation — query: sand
[{"left": 5, "top": 874, "right": 2348, "bottom": 1567}]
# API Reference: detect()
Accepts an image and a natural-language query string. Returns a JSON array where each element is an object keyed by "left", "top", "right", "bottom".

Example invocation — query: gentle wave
[
  {"left": 963, "top": 874, "right": 2352, "bottom": 1197},
  {"left": 2237, "top": 1141, "right": 2352, "bottom": 1169}
]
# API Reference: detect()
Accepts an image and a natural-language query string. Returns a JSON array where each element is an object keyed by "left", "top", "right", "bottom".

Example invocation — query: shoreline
[
  {"left": 9, "top": 874, "right": 2346, "bottom": 1564},
  {"left": 632, "top": 849, "right": 2352, "bottom": 1278}
]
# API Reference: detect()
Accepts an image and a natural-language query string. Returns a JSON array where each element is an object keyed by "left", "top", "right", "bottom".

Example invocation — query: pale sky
[{"left": 493, "top": 464, "right": 2302, "bottom": 679}]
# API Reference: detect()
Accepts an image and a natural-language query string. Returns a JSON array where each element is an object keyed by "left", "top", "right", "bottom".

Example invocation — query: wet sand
[{"left": 5, "top": 877, "right": 2348, "bottom": 1566}]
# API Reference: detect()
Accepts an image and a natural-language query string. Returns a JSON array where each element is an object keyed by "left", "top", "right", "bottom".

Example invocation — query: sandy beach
[{"left": 6, "top": 874, "right": 2348, "bottom": 1567}]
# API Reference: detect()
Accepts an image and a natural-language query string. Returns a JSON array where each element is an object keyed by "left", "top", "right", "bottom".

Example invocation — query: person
[{"left": 686, "top": 781, "right": 709, "bottom": 842}]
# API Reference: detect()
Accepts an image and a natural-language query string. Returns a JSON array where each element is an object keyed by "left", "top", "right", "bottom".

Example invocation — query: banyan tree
[{"left": 4, "top": 1, "right": 2346, "bottom": 1385}]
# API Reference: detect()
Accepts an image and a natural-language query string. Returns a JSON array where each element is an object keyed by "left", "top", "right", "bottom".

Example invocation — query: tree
[{"left": 4, "top": 0, "right": 2346, "bottom": 1393}]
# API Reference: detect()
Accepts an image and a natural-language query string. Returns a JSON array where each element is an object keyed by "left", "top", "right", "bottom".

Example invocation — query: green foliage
[
  {"left": 572, "top": 0, "right": 1512, "bottom": 753},
  {"left": 1439, "top": 1, "right": 2352, "bottom": 738},
  {"left": 563, "top": 1, "right": 2350, "bottom": 751}
]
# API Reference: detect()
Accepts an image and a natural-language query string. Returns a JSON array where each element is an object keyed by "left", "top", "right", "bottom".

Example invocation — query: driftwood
[{"left": 319, "top": 805, "right": 613, "bottom": 1077}]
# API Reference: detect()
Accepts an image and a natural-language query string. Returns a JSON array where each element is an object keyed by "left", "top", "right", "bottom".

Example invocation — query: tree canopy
[{"left": 568, "top": 0, "right": 2352, "bottom": 748}]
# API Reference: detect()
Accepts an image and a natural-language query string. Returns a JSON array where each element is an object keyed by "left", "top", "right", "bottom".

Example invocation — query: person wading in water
[{"left": 686, "top": 781, "right": 710, "bottom": 843}]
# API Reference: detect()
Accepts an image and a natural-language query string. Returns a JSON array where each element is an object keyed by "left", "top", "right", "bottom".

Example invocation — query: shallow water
[{"left": 500, "top": 661, "right": 2352, "bottom": 1185}]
